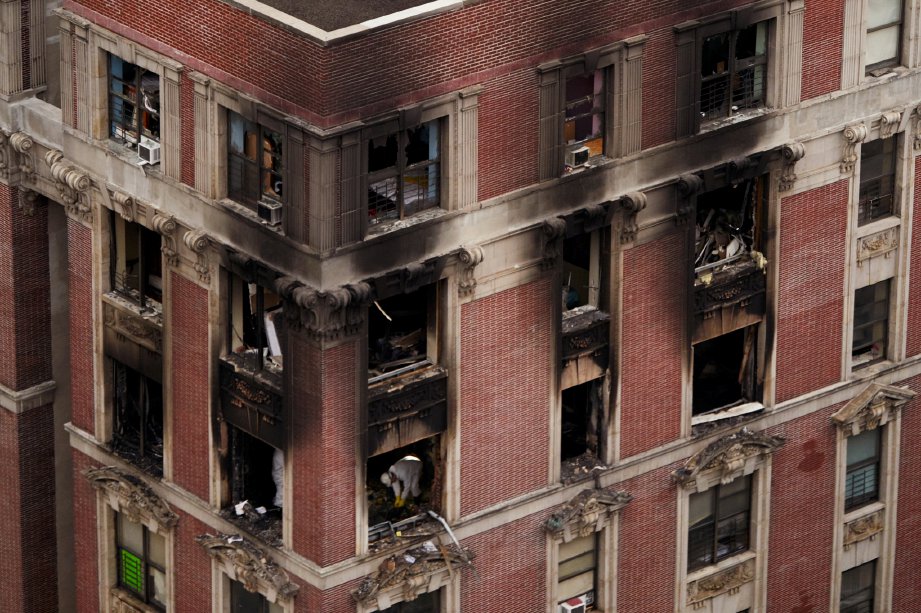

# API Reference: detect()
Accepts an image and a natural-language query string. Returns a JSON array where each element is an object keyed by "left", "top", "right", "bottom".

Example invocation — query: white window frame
[{"left": 842, "top": 0, "right": 921, "bottom": 86}]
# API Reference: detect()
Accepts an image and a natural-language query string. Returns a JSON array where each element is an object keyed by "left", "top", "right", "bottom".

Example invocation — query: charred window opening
[
  {"left": 221, "top": 425, "right": 283, "bottom": 546},
  {"left": 110, "top": 212, "right": 163, "bottom": 310},
  {"left": 226, "top": 273, "right": 284, "bottom": 376},
  {"left": 561, "top": 379, "right": 604, "bottom": 479},
  {"left": 563, "top": 231, "right": 604, "bottom": 312},
  {"left": 368, "top": 119, "right": 441, "bottom": 226},
  {"left": 695, "top": 176, "right": 765, "bottom": 271},
  {"left": 230, "top": 579, "right": 282, "bottom": 613},
  {"left": 369, "top": 286, "right": 436, "bottom": 381},
  {"left": 112, "top": 361, "right": 163, "bottom": 476},
  {"left": 852, "top": 280, "right": 890, "bottom": 367},
  {"left": 380, "top": 590, "right": 441, "bottom": 612},
  {"left": 692, "top": 325, "right": 760, "bottom": 417},
  {"left": 858, "top": 138, "right": 897, "bottom": 225},
  {"left": 367, "top": 437, "right": 442, "bottom": 545},
  {"left": 564, "top": 70, "right": 605, "bottom": 171},
  {"left": 700, "top": 21, "right": 767, "bottom": 122}
]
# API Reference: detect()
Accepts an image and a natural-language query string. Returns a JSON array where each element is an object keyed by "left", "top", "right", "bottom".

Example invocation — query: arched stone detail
[
  {"left": 543, "top": 487, "right": 632, "bottom": 542},
  {"left": 672, "top": 427, "right": 785, "bottom": 490},
  {"left": 831, "top": 382, "right": 915, "bottom": 437},
  {"left": 195, "top": 533, "right": 298, "bottom": 602},
  {"left": 84, "top": 466, "right": 178, "bottom": 531}
]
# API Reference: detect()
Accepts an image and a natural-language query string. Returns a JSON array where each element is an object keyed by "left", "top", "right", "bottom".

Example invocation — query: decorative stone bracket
[
  {"left": 45, "top": 149, "right": 92, "bottom": 221},
  {"left": 543, "top": 487, "right": 632, "bottom": 542},
  {"left": 18, "top": 189, "right": 38, "bottom": 216},
  {"left": 275, "top": 277, "right": 372, "bottom": 342},
  {"left": 619, "top": 191, "right": 647, "bottom": 244},
  {"left": 0, "top": 130, "right": 9, "bottom": 180},
  {"left": 879, "top": 110, "right": 902, "bottom": 139},
  {"left": 10, "top": 131, "right": 35, "bottom": 182},
  {"left": 672, "top": 427, "right": 785, "bottom": 491},
  {"left": 779, "top": 142, "right": 806, "bottom": 192},
  {"left": 541, "top": 217, "right": 567, "bottom": 269},
  {"left": 841, "top": 123, "right": 868, "bottom": 174},
  {"left": 831, "top": 382, "right": 915, "bottom": 437},
  {"left": 914, "top": 105, "right": 921, "bottom": 150},
  {"left": 844, "top": 508, "right": 884, "bottom": 549},
  {"left": 112, "top": 189, "right": 137, "bottom": 223},
  {"left": 183, "top": 229, "right": 213, "bottom": 283},
  {"left": 687, "top": 557, "right": 755, "bottom": 608},
  {"left": 84, "top": 466, "right": 178, "bottom": 531},
  {"left": 676, "top": 173, "right": 703, "bottom": 225},
  {"left": 196, "top": 533, "right": 299, "bottom": 603},
  {"left": 456, "top": 244, "right": 485, "bottom": 297},
  {"left": 150, "top": 212, "right": 179, "bottom": 266}
]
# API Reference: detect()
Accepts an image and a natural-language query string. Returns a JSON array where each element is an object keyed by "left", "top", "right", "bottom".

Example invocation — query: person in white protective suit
[
  {"left": 380, "top": 455, "right": 422, "bottom": 508},
  {"left": 272, "top": 448, "right": 284, "bottom": 508}
]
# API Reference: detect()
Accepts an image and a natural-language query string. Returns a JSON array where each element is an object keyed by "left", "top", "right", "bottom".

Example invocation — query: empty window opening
[
  {"left": 368, "top": 286, "right": 436, "bottom": 381},
  {"left": 858, "top": 137, "right": 897, "bottom": 225},
  {"left": 693, "top": 326, "right": 759, "bottom": 416},
  {"left": 558, "top": 534, "right": 598, "bottom": 609},
  {"left": 563, "top": 232, "right": 602, "bottom": 311},
  {"left": 367, "top": 437, "right": 441, "bottom": 543},
  {"left": 110, "top": 213, "right": 163, "bottom": 310},
  {"left": 221, "top": 426, "right": 283, "bottom": 546},
  {"left": 700, "top": 21, "right": 767, "bottom": 121},
  {"left": 368, "top": 120, "right": 441, "bottom": 225},
  {"left": 561, "top": 380, "right": 603, "bottom": 472},
  {"left": 116, "top": 512, "right": 166, "bottom": 610},
  {"left": 226, "top": 274, "right": 284, "bottom": 376},
  {"left": 230, "top": 579, "right": 282, "bottom": 613},
  {"left": 112, "top": 361, "right": 163, "bottom": 475},
  {"left": 852, "top": 280, "right": 889, "bottom": 367},
  {"left": 564, "top": 70, "right": 605, "bottom": 170},
  {"left": 695, "top": 177, "right": 765, "bottom": 272},
  {"left": 688, "top": 475, "right": 752, "bottom": 571},
  {"left": 109, "top": 55, "right": 160, "bottom": 147},
  {"left": 845, "top": 428, "right": 881, "bottom": 511}
]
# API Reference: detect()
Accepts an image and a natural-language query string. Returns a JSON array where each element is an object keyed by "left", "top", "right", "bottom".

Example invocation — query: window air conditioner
[
  {"left": 565, "top": 145, "right": 590, "bottom": 168},
  {"left": 559, "top": 596, "right": 588, "bottom": 613},
  {"left": 258, "top": 200, "right": 283, "bottom": 226},
  {"left": 138, "top": 137, "right": 161, "bottom": 165}
]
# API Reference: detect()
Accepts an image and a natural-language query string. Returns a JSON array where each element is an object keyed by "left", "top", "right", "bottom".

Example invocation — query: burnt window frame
[
  {"left": 840, "top": 560, "right": 876, "bottom": 613},
  {"left": 857, "top": 136, "right": 898, "bottom": 225},
  {"left": 852, "top": 279, "right": 890, "bottom": 367},
  {"left": 226, "top": 109, "right": 284, "bottom": 214},
  {"left": 224, "top": 270, "right": 284, "bottom": 375},
  {"left": 698, "top": 20, "right": 769, "bottom": 122},
  {"left": 865, "top": 0, "right": 905, "bottom": 75},
  {"left": 687, "top": 475, "right": 752, "bottom": 572},
  {"left": 108, "top": 54, "right": 160, "bottom": 148},
  {"left": 109, "top": 211, "right": 164, "bottom": 311},
  {"left": 111, "top": 360, "right": 164, "bottom": 476},
  {"left": 229, "top": 579, "right": 283, "bottom": 613},
  {"left": 562, "top": 67, "right": 608, "bottom": 172},
  {"left": 115, "top": 511, "right": 167, "bottom": 610},
  {"left": 844, "top": 427, "right": 882, "bottom": 511}
]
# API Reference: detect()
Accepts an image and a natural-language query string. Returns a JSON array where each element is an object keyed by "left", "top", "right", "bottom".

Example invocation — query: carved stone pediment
[
  {"left": 687, "top": 557, "right": 755, "bottom": 607},
  {"left": 196, "top": 533, "right": 299, "bottom": 602},
  {"left": 544, "top": 488, "right": 632, "bottom": 542},
  {"left": 832, "top": 383, "right": 915, "bottom": 436},
  {"left": 673, "top": 428, "right": 785, "bottom": 489},
  {"left": 84, "top": 466, "right": 177, "bottom": 530},
  {"left": 844, "top": 508, "right": 884, "bottom": 549}
]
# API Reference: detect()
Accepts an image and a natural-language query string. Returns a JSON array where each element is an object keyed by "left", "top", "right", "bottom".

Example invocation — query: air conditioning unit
[
  {"left": 258, "top": 200, "right": 283, "bottom": 226},
  {"left": 559, "top": 595, "right": 588, "bottom": 613},
  {"left": 138, "top": 137, "right": 161, "bottom": 165},
  {"left": 565, "top": 145, "right": 590, "bottom": 168}
]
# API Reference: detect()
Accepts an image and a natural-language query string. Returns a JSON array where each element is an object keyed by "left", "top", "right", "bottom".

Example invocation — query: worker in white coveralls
[
  {"left": 380, "top": 455, "right": 422, "bottom": 508},
  {"left": 272, "top": 448, "right": 284, "bottom": 508}
]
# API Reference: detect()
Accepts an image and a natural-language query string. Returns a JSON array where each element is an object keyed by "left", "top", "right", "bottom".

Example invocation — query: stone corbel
[
  {"left": 18, "top": 189, "right": 38, "bottom": 216},
  {"left": 0, "top": 130, "right": 9, "bottom": 180},
  {"left": 841, "top": 123, "right": 868, "bottom": 174},
  {"left": 45, "top": 149, "right": 92, "bottom": 221},
  {"left": 831, "top": 382, "right": 915, "bottom": 436},
  {"left": 195, "top": 533, "right": 299, "bottom": 603},
  {"left": 541, "top": 217, "right": 567, "bottom": 269},
  {"left": 456, "top": 245, "right": 485, "bottom": 297},
  {"left": 183, "top": 229, "right": 212, "bottom": 283},
  {"left": 10, "top": 132, "right": 35, "bottom": 183},
  {"left": 914, "top": 105, "right": 921, "bottom": 150},
  {"left": 276, "top": 277, "right": 372, "bottom": 342},
  {"left": 676, "top": 174, "right": 702, "bottom": 225},
  {"left": 672, "top": 427, "right": 786, "bottom": 490},
  {"left": 84, "top": 466, "right": 178, "bottom": 531},
  {"left": 150, "top": 212, "right": 179, "bottom": 266},
  {"left": 543, "top": 487, "right": 632, "bottom": 542},
  {"left": 112, "top": 190, "right": 137, "bottom": 223},
  {"left": 779, "top": 142, "right": 806, "bottom": 192},
  {"left": 879, "top": 110, "right": 902, "bottom": 139},
  {"left": 619, "top": 191, "right": 647, "bottom": 244}
]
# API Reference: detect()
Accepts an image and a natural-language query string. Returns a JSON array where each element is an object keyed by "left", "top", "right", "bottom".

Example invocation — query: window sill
[
  {"left": 699, "top": 107, "right": 771, "bottom": 134},
  {"left": 217, "top": 198, "right": 284, "bottom": 233},
  {"left": 687, "top": 549, "right": 756, "bottom": 584},
  {"left": 110, "top": 587, "right": 163, "bottom": 613},
  {"left": 844, "top": 500, "right": 885, "bottom": 524},
  {"left": 107, "top": 139, "right": 162, "bottom": 173},
  {"left": 855, "top": 215, "right": 900, "bottom": 239},
  {"left": 562, "top": 155, "right": 609, "bottom": 178},
  {"left": 366, "top": 206, "right": 447, "bottom": 237},
  {"left": 850, "top": 357, "right": 893, "bottom": 376}
]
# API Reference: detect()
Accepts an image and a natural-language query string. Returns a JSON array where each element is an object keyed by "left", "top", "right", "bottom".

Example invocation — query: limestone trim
[
  {"left": 843, "top": 507, "right": 884, "bottom": 549},
  {"left": 914, "top": 105, "right": 921, "bottom": 150},
  {"left": 456, "top": 244, "right": 485, "bottom": 297},
  {"left": 0, "top": 379, "right": 56, "bottom": 414},
  {"left": 0, "top": 129, "right": 9, "bottom": 180},
  {"left": 779, "top": 142, "right": 805, "bottom": 192},
  {"left": 275, "top": 276, "right": 372, "bottom": 341},
  {"left": 150, "top": 212, "right": 179, "bottom": 266},
  {"left": 879, "top": 110, "right": 903, "bottom": 139},
  {"left": 196, "top": 533, "right": 299, "bottom": 603},
  {"left": 543, "top": 487, "right": 632, "bottom": 542},
  {"left": 855, "top": 225, "right": 900, "bottom": 266},
  {"left": 110, "top": 188, "right": 137, "bottom": 223},
  {"left": 541, "top": 217, "right": 567, "bottom": 269},
  {"left": 841, "top": 123, "right": 868, "bottom": 174},
  {"left": 110, "top": 587, "right": 161, "bottom": 613},
  {"left": 686, "top": 555, "right": 756, "bottom": 608},
  {"left": 18, "top": 188, "right": 39, "bottom": 216},
  {"left": 831, "top": 382, "right": 915, "bottom": 436},
  {"left": 672, "top": 427, "right": 785, "bottom": 491},
  {"left": 44, "top": 148, "right": 93, "bottom": 223},
  {"left": 10, "top": 131, "right": 35, "bottom": 182},
  {"left": 619, "top": 192, "right": 647, "bottom": 244},
  {"left": 183, "top": 229, "right": 213, "bottom": 284},
  {"left": 84, "top": 466, "right": 179, "bottom": 531}
]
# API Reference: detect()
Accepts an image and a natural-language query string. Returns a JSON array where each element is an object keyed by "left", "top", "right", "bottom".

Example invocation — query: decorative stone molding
[
  {"left": 779, "top": 142, "right": 806, "bottom": 192},
  {"left": 879, "top": 110, "right": 902, "bottom": 139},
  {"left": 831, "top": 383, "right": 915, "bottom": 437},
  {"left": 543, "top": 488, "right": 632, "bottom": 542},
  {"left": 676, "top": 173, "right": 702, "bottom": 224},
  {"left": 844, "top": 509, "right": 884, "bottom": 549},
  {"left": 619, "top": 191, "right": 647, "bottom": 244},
  {"left": 541, "top": 216, "right": 567, "bottom": 269},
  {"left": 18, "top": 189, "right": 38, "bottom": 216},
  {"left": 195, "top": 533, "right": 299, "bottom": 602},
  {"left": 0, "top": 130, "right": 8, "bottom": 180},
  {"left": 84, "top": 466, "right": 178, "bottom": 530},
  {"left": 456, "top": 244, "right": 485, "bottom": 296},
  {"left": 150, "top": 212, "right": 179, "bottom": 266},
  {"left": 45, "top": 149, "right": 92, "bottom": 221},
  {"left": 856, "top": 226, "right": 899, "bottom": 265},
  {"left": 112, "top": 190, "right": 137, "bottom": 223},
  {"left": 914, "top": 105, "right": 921, "bottom": 150},
  {"left": 10, "top": 131, "right": 35, "bottom": 182},
  {"left": 275, "top": 277, "right": 372, "bottom": 341},
  {"left": 183, "top": 229, "right": 212, "bottom": 283},
  {"left": 841, "top": 123, "right": 868, "bottom": 174},
  {"left": 111, "top": 587, "right": 160, "bottom": 613},
  {"left": 672, "top": 427, "right": 786, "bottom": 490},
  {"left": 687, "top": 557, "right": 755, "bottom": 608}
]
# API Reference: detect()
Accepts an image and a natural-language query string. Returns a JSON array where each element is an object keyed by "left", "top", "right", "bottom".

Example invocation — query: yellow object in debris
[{"left": 394, "top": 496, "right": 405, "bottom": 508}]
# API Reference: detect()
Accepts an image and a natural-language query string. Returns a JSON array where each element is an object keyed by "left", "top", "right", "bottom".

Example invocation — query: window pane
[
  {"left": 369, "top": 133, "right": 398, "bottom": 172},
  {"left": 149, "top": 566, "right": 167, "bottom": 608},
  {"left": 688, "top": 522, "right": 715, "bottom": 569},
  {"left": 231, "top": 580, "right": 267, "bottom": 613},
  {"left": 119, "top": 547, "right": 145, "bottom": 596},
  {"left": 867, "top": 0, "right": 903, "bottom": 29},
  {"left": 866, "top": 26, "right": 900, "bottom": 68},
  {"left": 689, "top": 490, "right": 714, "bottom": 528},
  {"left": 406, "top": 120, "right": 439, "bottom": 166},
  {"left": 148, "top": 530, "right": 166, "bottom": 567},
  {"left": 117, "top": 513, "right": 144, "bottom": 554},
  {"left": 261, "top": 129, "right": 284, "bottom": 201},
  {"left": 716, "top": 513, "right": 749, "bottom": 558},
  {"left": 841, "top": 561, "right": 876, "bottom": 613},
  {"left": 368, "top": 177, "right": 399, "bottom": 224},
  {"left": 847, "top": 429, "right": 880, "bottom": 465},
  {"left": 702, "top": 33, "right": 730, "bottom": 77},
  {"left": 735, "top": 22, "right": 767, "bottom": 59},
  {"left": 845, "top": 463, "right": 879, "bottom": 508}
]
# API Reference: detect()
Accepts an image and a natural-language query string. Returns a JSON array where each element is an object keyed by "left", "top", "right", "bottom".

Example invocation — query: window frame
[
  {"left": 108, "top": 53, "right": 161, "bottom": 147},
  {"left": 857, "top": 136, "right": 898, "bottom": 225},
  {"left": 698, "top": 21, "right": 769, "bottom": 123},
  {"left": 229, "top": 578, "right": 283, "bottom": 613},
  {"left": 557, "top": 532, "right": 599, "bottom": 608},
  {"left": 109, "top": 211, "right": 164, "bottom": 311},
  {"left": 864, "top": 0, "right": 905, "bottom": 75},
  {"left": 115, "top": 511, "right": 167, "bottom": 611},
  {"left": 845, "top": 428, "right": 882, "bottom": 511},
  {"left": 687, "top": 475, "right": 753, "bottom": 572},
  {"left": 851, "top": 279, "right": 891, "bottom": 367},
  {"left": 226, "top": 109, "right": 285, "bottom": 213},
  {"left": 561, "top": 67, "right": 609, "bottom": 171},
  {"left": 840, "top": 560, "right": 876, "bottom": 613}
]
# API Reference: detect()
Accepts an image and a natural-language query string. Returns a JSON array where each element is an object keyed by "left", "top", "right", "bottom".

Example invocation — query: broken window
[
  {"left": 110, "top": 212, "right": 163, "bottom": 310},
  {"left": 368, "top": 119, "right": 441, "bottom": 225},
  {"left": 563, "top": 231, "right": 605, "bottom": 312},
  {"left": 858, "top": 137, "right": 897, "bottom": 225},
  {"left": 112, "top": 361, "right": 163, "bottom": 475},
  {"left": 564, "top": 70, "right": 605, "bottom": 171},
  {"left": 852, "top": 280, "right": 889, "bottom": 366},
  {"left": 221, "top": 425, "right": 283, "bottom": 545},
  {"left": 699, "top": 21, "right": 767, "bottom": 122},
  {"left": 226, "top": 273, "right": 284, "bottom": 376},
  {"left": 227, "top": 110, "right": 284, "bottom": 224},
  {"left": 230, "top": 579, "right": 282, "bottom": 613},
  {"left": 109, "top": 55, "right": 160, "bottom": 148},
  {"left": 688, "top": 475, "right": 751, "bottom": 571},
  {"left": 845, "top": 428, "right": 881, "bottom": 511},
  {"left": 866, "top": 0, "right": 903, "bottom": 74},
  {"left": 558, "top": 534, "right": 597, "bottom": 609},
  {"left": 692, "top": 325, "right": 760, "bottom": 418},
  {"left": 561, "top": 380, "right": 604, "bottom": 477},
  {"left": 368, "top": 286, "right": 436, "bottom": 380},
  {"left": 695, "top": 176, "right": 765, "bottom": 272},
  {"left": 116, "top": 512, "right": 166, "bottom": 610}
]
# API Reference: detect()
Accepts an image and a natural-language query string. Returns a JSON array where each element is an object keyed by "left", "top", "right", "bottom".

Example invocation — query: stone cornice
[
  {"left": 84, "top": 466, "right": 179, "bottom": 531},
  {"left": 831, "top": 382, "right": 915, "bottom": 436},
  {"left": 196, "top": 533, "right": 299, "bottom": 602},
  {"left": 672, "top": 427, "right": 785, "bottom": 490},
  {"left": 543, "top": 487, "right": 632, "bottom": 541},
  {"left": 0, "top": 379, "right": 56, "bottom": 414}
]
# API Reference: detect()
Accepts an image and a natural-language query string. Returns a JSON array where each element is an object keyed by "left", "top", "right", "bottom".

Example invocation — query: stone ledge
[{"left": 0, "top": 379, "right": 56, "bottom": 414}]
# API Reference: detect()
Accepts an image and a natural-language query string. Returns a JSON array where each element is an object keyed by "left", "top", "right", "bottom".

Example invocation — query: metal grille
[
  {"left": 118, "top": 548, "right": 145, "bottom": 596},
  {"left": 845, "top": 464, "right": 879, "bottom": 510}
]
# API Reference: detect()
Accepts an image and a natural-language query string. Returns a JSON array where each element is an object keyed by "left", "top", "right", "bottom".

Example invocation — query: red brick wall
[
  {"left": 893, "top": 374, "right": 921, "bottom": 611},
  {"left": 765, "top": 405, "right": 838, "bottom": 613},
  {"left": 68, "top": 219, "right": 95, "bottom": 435},
  {"left": 297, "top": 580, "right": 360, "bottom": 613},
  {"left": 905, "top": 156, "right": 921, "bottom": 357},
  {"left": 460, "top": 278, "right": 552, "bottom": 516},
  {"left": 170, "top": 272, "right": 210, "bottom": 501},
  {"left": 174, "top": 514, "right": 213, "bottom": 613},
  {"left": 800, "top": 0, "right": 844, "bottom": 101},
  {"left": 0, "top": 184, "right": 52, "bottom": 391},
  {"left": 72, "top": 451, "right": 99, "bottom": 613},
  {"left": 641, "top": 28, "right": 677, "bottom": 149},
  {"left": 289, "top": 336, "right": 358, "bottom": 566},
  {"left": 460, "top": 512, "right": 548, "bottom": 611},
  {"left": 620, "top": 230, "right": 686, "bottom": 458},
  {"left": 180, "top": 72, "right": 195, "bottom": 187},
  {"left": 775, "top": 181, "right": 847, "bottom": 403},
  {"left": 617, "top": 465, "right": 678, "bottom": 612}
]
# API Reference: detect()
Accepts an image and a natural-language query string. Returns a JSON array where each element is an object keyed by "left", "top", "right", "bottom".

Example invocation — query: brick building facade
[{"left": 2, "top": 0, "right": 921, "bottom": 611}]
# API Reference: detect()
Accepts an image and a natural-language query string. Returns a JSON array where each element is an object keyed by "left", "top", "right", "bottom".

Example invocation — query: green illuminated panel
[{"left": 119, "top": 548, "right": 145, "bottom": 596}]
